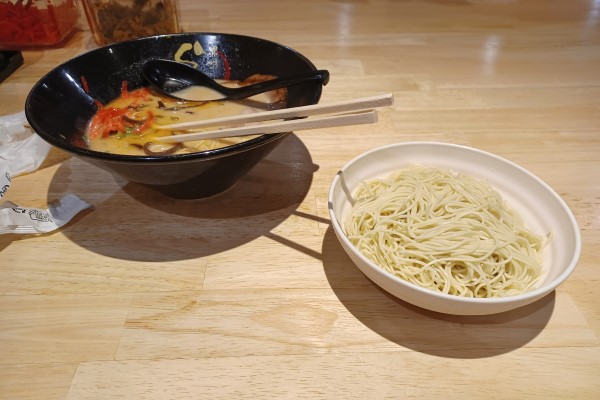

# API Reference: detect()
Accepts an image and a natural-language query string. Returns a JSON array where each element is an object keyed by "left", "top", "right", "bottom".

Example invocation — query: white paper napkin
[{"left": 0, "top": 111, "right": 92, "bottom": 235}]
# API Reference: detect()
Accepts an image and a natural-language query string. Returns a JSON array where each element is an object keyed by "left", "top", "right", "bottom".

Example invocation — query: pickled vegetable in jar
[
  {"left": 81, "top": 0, "right": 179, "bottom": 46},
  {"left": 0, "top": 0, "right": 79, "bottom": 48}
]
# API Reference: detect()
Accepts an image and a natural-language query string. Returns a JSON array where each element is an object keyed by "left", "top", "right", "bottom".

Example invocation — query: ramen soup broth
[{"left": 85, "top": 79, "right": 284, "bottom": 156}]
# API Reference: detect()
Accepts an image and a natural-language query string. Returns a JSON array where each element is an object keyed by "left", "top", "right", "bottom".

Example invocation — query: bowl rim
[
  {"left": 328, "top": 141, "right": 582, "bottom": 306},
  {"left": 25, "top": 32, "right": 321, "bottom": 163}
]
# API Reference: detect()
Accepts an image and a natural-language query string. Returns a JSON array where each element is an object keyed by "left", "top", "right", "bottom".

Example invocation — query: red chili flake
[
  {"left": 81, "top": 76, "right": 90, "bottom": 93},
  {"left": 121, "top": 80, "right": 129, "bottom": 98},
  {"left": 217, "top": 49, "right": 231, "bottom": 80}
]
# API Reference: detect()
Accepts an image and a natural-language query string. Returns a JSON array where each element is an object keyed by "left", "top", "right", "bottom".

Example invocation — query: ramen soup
[{"left": 84, "top": 75, "right": 286, "bottom": 156}]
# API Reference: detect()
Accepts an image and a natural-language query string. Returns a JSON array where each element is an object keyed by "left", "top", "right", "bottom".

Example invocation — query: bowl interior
[
  {"left": 25, "top": 32, "right": 324, "bottom": 163},
  {"left": 329, "top": 141, "right": 581, "bottom": 313}
]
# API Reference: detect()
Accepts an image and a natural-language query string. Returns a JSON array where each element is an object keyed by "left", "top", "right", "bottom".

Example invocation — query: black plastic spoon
[{"left": 141, "top": 59, "right": 330, "bottom": 102}]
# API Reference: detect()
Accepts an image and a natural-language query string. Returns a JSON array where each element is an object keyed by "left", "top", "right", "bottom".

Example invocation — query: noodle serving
[{"left": 344, "top": 165, "right": 545, "bottom": 298}]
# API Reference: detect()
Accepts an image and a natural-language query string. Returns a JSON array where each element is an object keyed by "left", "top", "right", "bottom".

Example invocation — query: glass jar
[
  {"left": 0, "top": 0, "right": 79, "bottom": 49},
  {"left": 81, "top": 0, "right": 179, "bottom": 46}
]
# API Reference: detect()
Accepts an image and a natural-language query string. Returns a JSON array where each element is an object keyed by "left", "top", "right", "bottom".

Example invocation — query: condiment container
[
  {"left": 80, "top": 0, "right": 179, "bottom": 46},
  {"left": 0, "top": 0, "right": 79, "bottom": 49}
]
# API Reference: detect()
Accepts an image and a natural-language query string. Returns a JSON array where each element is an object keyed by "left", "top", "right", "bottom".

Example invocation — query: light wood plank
[
  {"left": 0, "top": 294, "right": 132, "bottom": 363},
  {"left": 67, "top": 348, "right": 600, "bottom": 399},
  {"left": 114, "top": 288, "right": 597, "bottom": 361},
  {"left": 0, "top": 363, "right": 78, "bottom": 400}
]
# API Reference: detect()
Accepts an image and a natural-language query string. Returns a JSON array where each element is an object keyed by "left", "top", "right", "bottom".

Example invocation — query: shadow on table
[
  {"left": 47, "top": 134, "right": 318, "bottom": 262},
  {"left": 321, "top": 225, "right": 554, "bottom": 359}
]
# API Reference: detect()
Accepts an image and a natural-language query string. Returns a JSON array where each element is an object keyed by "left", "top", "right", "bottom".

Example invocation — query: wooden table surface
[{"left": 1, "top": 0, "right": 599, "bottom": 398}]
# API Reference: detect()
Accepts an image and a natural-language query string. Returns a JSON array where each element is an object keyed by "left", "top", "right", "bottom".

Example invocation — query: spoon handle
[{"left": 223, "top": 69, "right": 330, "bottom": 100}]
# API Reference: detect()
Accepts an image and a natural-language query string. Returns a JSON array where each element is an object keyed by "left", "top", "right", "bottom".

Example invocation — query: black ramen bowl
[{"left": 25, "top": 32, "right": 325, "bottom": 198}]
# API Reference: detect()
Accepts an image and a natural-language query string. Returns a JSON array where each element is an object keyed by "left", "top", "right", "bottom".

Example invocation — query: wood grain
[{"left": 1, "top": 0, "right": 599, "bottom": 398}]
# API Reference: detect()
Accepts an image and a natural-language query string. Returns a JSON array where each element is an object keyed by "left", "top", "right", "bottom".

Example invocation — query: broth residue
[{"left": 84, "top": 75, "right": 286, "bottom": 156}]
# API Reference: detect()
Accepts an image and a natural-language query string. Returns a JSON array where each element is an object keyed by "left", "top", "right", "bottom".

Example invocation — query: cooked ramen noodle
[
  {"left": 344, "top": 165, "right": 546, "bottom": 298},
  {"left": 84, "top": 75, "right": 286, "bottom": 156}
]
